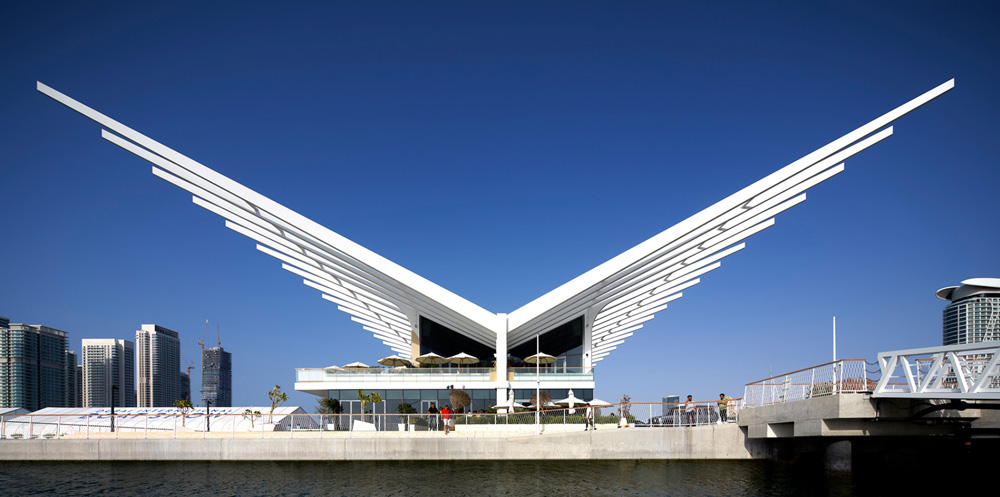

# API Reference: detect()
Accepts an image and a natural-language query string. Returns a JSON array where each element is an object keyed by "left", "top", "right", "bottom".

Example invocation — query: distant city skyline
[{"left": 3, "top": 3, "right": 999, "bottom": 408}]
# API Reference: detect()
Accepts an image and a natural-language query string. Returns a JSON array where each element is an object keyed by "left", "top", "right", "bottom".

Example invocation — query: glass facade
[
  {"left": 943, "top": 294, "right": 1000, "bottom": 345},
  {"left": 202, "top": 346, "right": 232, "bottom": 407},
  {"left": 418, "top": 317, "right": 494, "bottom": 365},
  {"left": 0, "top": 324, "right": 74, "bottom": 411},
  {"left": 325, "top": 388, "right": 594, "bottom": 414},
  {"left": 509, "top": 316, "right": 585, "bottom": 368},
  {"left": 327, "top": 388, "right": 509, "bottom": 414}
]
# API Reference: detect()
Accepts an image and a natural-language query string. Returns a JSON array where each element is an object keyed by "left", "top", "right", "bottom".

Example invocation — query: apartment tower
[
  {"left": 135, "top": 324, "right": 181, "bottom": 407},
  {"left": 81, "top": 338, "right": 135, "bottom": 407}
]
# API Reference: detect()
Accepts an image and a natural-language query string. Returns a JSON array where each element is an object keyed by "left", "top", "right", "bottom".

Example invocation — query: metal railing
[
  {"left": 0, "top": 401, "right": 739, "bottom": 439},
  {"left": 743, "top": 359, "right": 872, "bottom": 408},
  {"left": 873, "top": 340, "right": 1000, "bottom": 399}
]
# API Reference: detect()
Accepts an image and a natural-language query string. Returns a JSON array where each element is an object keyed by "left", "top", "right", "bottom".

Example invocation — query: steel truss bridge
[{"left": 873, "top": 341, "right": 1000, "bottom": 400}]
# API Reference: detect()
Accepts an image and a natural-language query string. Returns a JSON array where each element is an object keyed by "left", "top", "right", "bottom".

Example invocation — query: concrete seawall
[{"left": 0, "top": 424, "right": 757, "bottom": 461}]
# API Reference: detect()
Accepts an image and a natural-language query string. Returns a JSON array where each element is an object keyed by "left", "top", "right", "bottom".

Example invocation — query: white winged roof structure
[{"left": 38, "top": 79, "right": 953, "bottom": 365}]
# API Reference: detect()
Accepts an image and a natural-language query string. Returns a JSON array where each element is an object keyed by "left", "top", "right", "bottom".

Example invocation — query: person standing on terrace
[
  {"left": 441, "top": 405, "right": 452, "bottom": 435},
  {"left": 428, "top": 403, "right": 439, "bottom": 431}
]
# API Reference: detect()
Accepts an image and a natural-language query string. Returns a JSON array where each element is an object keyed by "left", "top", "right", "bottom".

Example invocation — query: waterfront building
[
  {"left": 0, "top": 317, "right": 8, "bottom": 329},
  {"left": 936, "top": 278, "right": 1000, "bottom": 346},
  {"left": 201, "top": 346, "right": 232, "bottom": 407},
  {"left": 82, "top": 338, "right": 136, "bottom": 408},
  {"left": 40, "top": 80, "right": 953, "bottom": 410},
  {"left": 136, "top": 324, "right": 181, "bottom": 407},
  {"left": 0, "top": 323, "right": 74, "bottom": 411}
]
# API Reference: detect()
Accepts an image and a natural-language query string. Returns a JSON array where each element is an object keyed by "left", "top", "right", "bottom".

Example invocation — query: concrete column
[
  {"left": 494, "top": 313, "right": 508, "bottom": 408},
  {"left": 824, "top": 440, "right": 852, "bottom": 472}
]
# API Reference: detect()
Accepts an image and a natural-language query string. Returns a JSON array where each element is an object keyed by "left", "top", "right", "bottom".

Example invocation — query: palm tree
[
  {"left": 173, "top": 399, "right": 193, "bottom": 427},
  {"left": 358, "top": 390, "right": 381, "bottom": 422}
]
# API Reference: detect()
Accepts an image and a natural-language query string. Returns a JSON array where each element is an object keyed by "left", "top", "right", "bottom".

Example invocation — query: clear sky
[{"left": 2, "top": 1, "right": 998, "bottom": 409}]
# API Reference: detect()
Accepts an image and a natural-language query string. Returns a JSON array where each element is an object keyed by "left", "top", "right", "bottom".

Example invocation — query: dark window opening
[
  {"left": 509, "top": 316, "right": 585, "bottom": 368},
  {"left": 418, "top": 316, "right": 495, "bottom": 366}
]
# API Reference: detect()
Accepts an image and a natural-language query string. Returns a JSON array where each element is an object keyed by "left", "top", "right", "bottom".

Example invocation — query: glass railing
[{"left": 295, "top": 366, "right": 595, "bottom": 383}]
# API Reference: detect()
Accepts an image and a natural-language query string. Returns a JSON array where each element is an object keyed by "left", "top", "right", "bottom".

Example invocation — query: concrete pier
[{"left": 0, "top": 424, "right": 758, "bottom": 461}]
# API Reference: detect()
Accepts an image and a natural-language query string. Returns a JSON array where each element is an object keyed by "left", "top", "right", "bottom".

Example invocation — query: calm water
[{"left": 0, "top": 459, "right": 922, "bottom": 497}]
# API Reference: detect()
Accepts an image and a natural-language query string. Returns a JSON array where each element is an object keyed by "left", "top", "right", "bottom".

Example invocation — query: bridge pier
[
  {"left": 739, "top": 393, "right": 1000, "bottom": 471},
  {"left": 823, "top": 440, "right": 851, "bottom": 472}
]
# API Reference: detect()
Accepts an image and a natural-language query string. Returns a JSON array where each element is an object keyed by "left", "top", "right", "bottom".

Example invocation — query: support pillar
[
  {"left": 494, "top": 313, "right": 508, "bottom": 410},
  {"left": 824, "top": 440, "right": 852, "bottom": 472}
]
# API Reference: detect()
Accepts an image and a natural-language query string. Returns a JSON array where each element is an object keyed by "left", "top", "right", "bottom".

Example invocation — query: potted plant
[{"left": 396, "top": 402, "right": 417, "bottom": 431}]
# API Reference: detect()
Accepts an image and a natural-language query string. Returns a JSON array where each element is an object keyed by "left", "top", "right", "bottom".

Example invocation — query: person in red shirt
[{"left": 441, "top": 405, "right": 452, "bottom": 435}]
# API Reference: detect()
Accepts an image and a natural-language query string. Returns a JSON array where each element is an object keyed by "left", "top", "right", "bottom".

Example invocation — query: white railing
[
  {"left": 873, "top": 340, "right": 1000, "bottom": 399},
  {"left": 743, "top": 359, "right": 872, "bottom": 408},
  {"left": 0, "top": 401, "right": 739, "bottom": 439}
]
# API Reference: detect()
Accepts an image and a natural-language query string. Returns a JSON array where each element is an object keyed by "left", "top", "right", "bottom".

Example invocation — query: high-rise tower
[
  {"left": 0, "top": 322, "right": 74, "bottom": 411},
  {"left": 936, "top": 278, "right": 1000, "bottom": 346},
  {"left": 81, "top": 338, "right": 135, "bottom": 408},
  {"left": 201, "top": 346, "right": 232, "bottom": 407},
  {"left": 135, "top": 324, "right": 181, "bottom": 407}
]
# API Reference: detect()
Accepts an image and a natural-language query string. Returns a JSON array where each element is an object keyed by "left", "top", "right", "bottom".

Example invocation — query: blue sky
[{"left": 2, "top": 1, "right": 998, "bottom": 408}]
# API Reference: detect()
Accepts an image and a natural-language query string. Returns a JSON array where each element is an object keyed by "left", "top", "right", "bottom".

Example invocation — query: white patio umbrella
[
  {"left": 587, "top": 398, "right": 614, "bottom": 407},
  {"left": 323, "top": 365, "right": 342, "bottom": 370},
  {"left": 415, "top": 352, "right": 448, "bottom": 365},
  {"left": 377, "top": 355, "right": 412, "bottom": 367},
  {"left": 524, "top": 352, "right": 557, "bottom": 364},
  {"left": 448, "top": 352, "right": 478, "bottom": 371},
  {"left": 342, "top": 361, "right": 370, "bottom": 369},
  {"left": 493, "top": 390, "right": 524, "bottom": 411},
  {"left": 555, "top": 389, "right": 587, "bottom": 412},
  {"left": 555, "top": 389, "right": 587, "bottom": 416}
]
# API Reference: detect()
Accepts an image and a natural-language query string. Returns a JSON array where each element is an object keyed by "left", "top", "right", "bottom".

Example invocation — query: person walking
[
  {"left": 684, "top": 395, "right": 696, "bottom": 426},
  {"left": 428, "top": 402, "right": 439, "bottom": 431},
  {"left": 584, "top": 404, "right": 595, "bottom": 431},
  {"left": 441, "top": 405, "right": 452, "bottom": 435}
]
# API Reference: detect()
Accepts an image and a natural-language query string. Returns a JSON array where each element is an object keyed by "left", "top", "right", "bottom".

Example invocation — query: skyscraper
[
  {"left": 201, "top": 346, "right": 232, "bottom": 407},
  {"left": 136, "top": 324, "right": 181, "bottom": 407},
  {"left": 180, "top": 371, "right": 190, "bottom": 403},
  {"left": 65, "top": 349, "right": 81, "bottom": 408},
  {"left": 81, "top": 339, "right": 135, "bottom": 408},
  {"left": 936, "top": 278, "right": 1000, "bottom": 346},
  {"left": 0, "top": 323, "right": 74, "bottom": 411}
]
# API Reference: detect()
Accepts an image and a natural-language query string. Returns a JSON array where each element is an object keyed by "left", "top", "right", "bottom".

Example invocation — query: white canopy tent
[{"left": 0, "top": 406, "right": 318, "bottom": 437}]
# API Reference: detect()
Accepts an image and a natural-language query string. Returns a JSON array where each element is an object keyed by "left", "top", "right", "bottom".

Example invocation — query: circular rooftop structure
[{"left": 935, "top": 278, "right": 1000, "bottom": 302}]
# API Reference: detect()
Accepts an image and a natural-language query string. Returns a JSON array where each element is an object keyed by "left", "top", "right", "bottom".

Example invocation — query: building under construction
[{"left": 201, "top": 346, "right": 232, "bottom": 407}]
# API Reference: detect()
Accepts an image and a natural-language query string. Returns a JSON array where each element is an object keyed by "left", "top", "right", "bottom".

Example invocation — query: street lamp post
[
  {"left": 536, "top": 334, "right": 540, "bottom": 435},
  {"left": 206, "top": 400, "right": 211, "bottom": 432}
]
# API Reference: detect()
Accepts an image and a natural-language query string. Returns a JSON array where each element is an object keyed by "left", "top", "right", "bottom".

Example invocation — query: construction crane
[
  {"left": 199, "top": 318, "right": 208, "bottom": 380},
  {"left": 180, "top": 354, "right": 194, "bottom": 403},
  {"left": 199, "top": 319, "right": 208, "bottom": 353},
  {"left": 217, "top": 322, "right": 221, "bottom": 348},
  {"left": 181, "top": 354, "right": 194, "bottom": 377}
]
